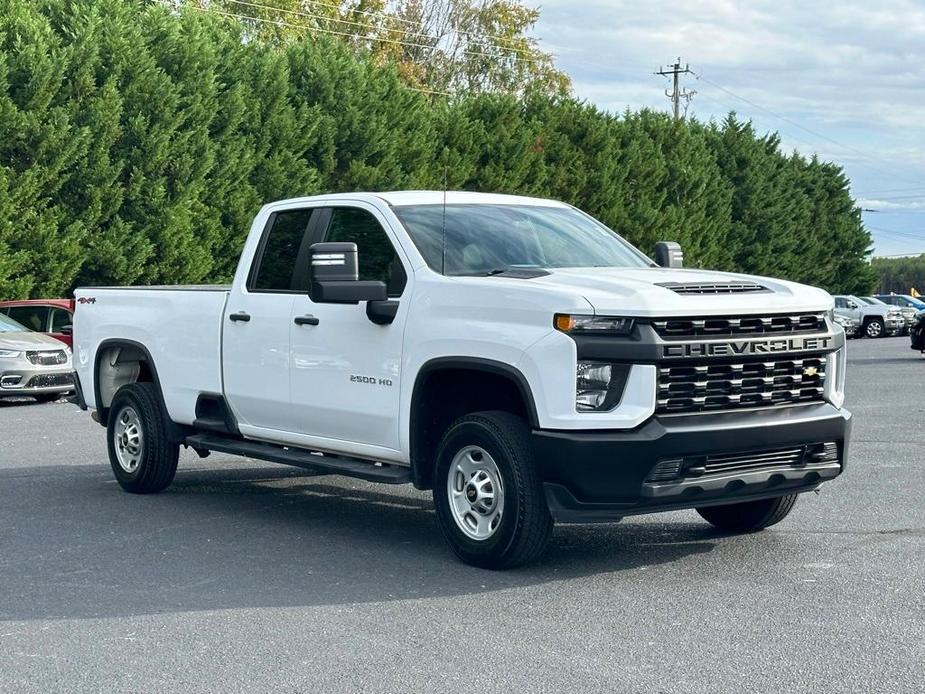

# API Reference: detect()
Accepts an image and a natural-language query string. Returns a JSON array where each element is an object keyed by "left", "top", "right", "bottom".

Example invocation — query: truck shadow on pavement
[{"left": 0, "top": 462, "right": 721, "bottom": 622}]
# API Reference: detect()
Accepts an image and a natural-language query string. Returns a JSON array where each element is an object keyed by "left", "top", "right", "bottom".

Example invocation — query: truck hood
[
  {"left": 0, "top": 331, "right": 69, "bottom": 351},
  {"left": 530, "top": 267, "right": 833, "bottom": 316}
]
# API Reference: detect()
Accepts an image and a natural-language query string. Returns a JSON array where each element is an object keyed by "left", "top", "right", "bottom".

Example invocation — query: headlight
[
  {"left": 555, "top": 314, "right": 634, "bottom": 336},
  {"left": 0, "top": 349, "right": 21, "bottom": 358},
  {"left": 576, "top": 361, "right": 630, "bottom": 412}
]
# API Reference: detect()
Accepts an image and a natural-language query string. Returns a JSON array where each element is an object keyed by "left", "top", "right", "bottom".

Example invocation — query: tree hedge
[{"left": 0, "top": 0, "right": 876, "bottom": 299}]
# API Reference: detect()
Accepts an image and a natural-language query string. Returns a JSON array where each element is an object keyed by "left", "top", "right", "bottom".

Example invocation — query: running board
[{"left": 184, "top": 433, "right": 412, "bottom": 485}]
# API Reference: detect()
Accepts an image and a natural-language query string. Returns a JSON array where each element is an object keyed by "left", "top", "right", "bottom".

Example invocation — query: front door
[
  {"left": 223, "top": 207, "right": 316, "bottom": 432},
  {"left": 288, "top": 204, "right": 410, "bottom": 456}
]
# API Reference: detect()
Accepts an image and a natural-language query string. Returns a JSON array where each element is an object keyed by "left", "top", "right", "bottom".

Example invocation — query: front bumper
[
  {"left": 533, "top": 403, "right": 851, "bottom": 523},
  {"left": 0, "top": 361, "right": 73, "bottom": 396}
]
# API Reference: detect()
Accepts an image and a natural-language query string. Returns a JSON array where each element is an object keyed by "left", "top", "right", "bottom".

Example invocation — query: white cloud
[{"left": 531, "top": 0, "right": 925, "bottom": 252}]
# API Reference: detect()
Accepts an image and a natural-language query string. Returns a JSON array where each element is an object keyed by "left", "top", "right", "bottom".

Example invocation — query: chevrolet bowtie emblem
[{"left": 803, "top": 366, "right": 818, "bottom": 377}]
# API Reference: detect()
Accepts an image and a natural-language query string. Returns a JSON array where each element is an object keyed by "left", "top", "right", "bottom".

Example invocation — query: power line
[
  {"left": 300, "top": 0, "right": 541, "bottom": 54},
  {"left": 854, "top": 185, "right": 925, "bottom": 196},
  {"left": 187, "top": 5, "right": 453, "bottom": 95},
  {"left": 219, "top": 0, "right": 539, "bottom": 60},
  {"left": 866, "top": 225, "right": 925, "bottom": 241},
  {"left": 655, "top": 58, "right": 695, "bottom": 120},
  {"left": 857, "top": 193, "right": 925, "bottom": 202},
  {"left": 186, "top": 5, "right": 536, "bottom": 73},
  {"left": 693, "top": 72, "right": 920, "bottom": 187}
]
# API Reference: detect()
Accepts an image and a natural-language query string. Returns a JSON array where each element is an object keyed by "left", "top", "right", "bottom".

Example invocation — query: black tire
[
  {"left": 433, "top": 411, "right": 553, "bottom": 569},
  {"left": 864, "top": 318, "right": 885, "bottom": 338},
  {"left": 696, "top": 494, "right": 798, "bottom": 532},
  {"left": 33, "top": 393, "right": 61, "bottom": 403},
  {"left": 106, "top": 382, "right": 179, "bottom": 494}
]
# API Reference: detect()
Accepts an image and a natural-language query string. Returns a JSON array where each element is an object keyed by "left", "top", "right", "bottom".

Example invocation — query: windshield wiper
[{"left": 456, "top": 267, "right": 550, "bottom": 279}]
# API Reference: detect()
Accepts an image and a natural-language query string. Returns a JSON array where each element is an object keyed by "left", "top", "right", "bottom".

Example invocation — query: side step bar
[{"left": 184, "top": 433, "right": 412, "bottom": 485}]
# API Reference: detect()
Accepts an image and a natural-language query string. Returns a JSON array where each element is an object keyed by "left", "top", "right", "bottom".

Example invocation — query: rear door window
[{"left": 50, "top": 308, "right": 72, "bottom": 332}]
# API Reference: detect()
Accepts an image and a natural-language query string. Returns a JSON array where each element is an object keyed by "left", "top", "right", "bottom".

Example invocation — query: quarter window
[
  {"left": 251, "top": 209, "right": 314, "bottom": 292},
  {"left": 324, "top": 208, "right": 406, "bottom": 297}
]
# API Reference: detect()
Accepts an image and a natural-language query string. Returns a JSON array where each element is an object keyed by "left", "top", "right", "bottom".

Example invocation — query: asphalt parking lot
[{"left": 1, "top": 336, "right": 923, "bottom": 693}]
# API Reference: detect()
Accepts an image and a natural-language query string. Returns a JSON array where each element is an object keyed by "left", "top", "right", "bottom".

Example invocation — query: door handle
[
  {"left": 229, "top": 311, "right": 251, "bottom": 323},
  {"left": 294, "top": 314, "right": 320, "bottom": 326}
]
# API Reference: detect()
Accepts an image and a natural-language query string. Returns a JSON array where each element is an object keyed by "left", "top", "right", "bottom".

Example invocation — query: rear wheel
[
  {"left": 106, "top": 382, "right": 179, "bottom": 494},
  {"left": 696, "top": 494, "right": 798, "bottom": 532},
  {"left": 433, "top": 411, "right": 553, "bottom": 569},
  {"left": 864, "top": 318, "right": 884, "bottom": 338}
]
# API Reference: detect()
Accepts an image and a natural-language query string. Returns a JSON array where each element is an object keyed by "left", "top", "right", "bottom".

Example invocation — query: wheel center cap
[{"left": 465, "top": 485, "right": 477, "bottom": 502}]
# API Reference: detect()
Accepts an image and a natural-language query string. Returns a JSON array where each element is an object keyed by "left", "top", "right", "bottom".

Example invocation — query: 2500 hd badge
[{"left": 663, "top": 336, "right": 832, "bottom": 358}]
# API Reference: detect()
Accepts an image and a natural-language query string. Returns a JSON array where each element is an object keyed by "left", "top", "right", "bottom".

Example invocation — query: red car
[{"left": 0, "top": 299, "right": 75, "bottom": 348}]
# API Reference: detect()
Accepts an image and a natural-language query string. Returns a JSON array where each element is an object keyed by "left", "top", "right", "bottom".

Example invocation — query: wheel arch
[
  {"left": 408, "top": 357, "right": 539, "bottom": 490},
  {"left": 93, "top": 339, "right": 185, "bottom": 441}
]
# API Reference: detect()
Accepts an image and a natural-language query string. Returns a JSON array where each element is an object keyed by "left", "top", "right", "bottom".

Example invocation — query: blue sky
[{"left": 531, "top": 0, "right": 925, "bottom": 257}]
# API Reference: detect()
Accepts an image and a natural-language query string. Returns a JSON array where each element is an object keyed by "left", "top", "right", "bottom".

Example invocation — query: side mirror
[
  {"left": 308, "top": 242, "right": 387, "bottom": 304},
  {"left": 846, "top": 301, "right": 858, "bottom": 309},
  {"left": 654, "top": 241, "right": 684, "bottom": 268},
  {"left": 59, "top": 325, "right": 73, "bottom": 335}
]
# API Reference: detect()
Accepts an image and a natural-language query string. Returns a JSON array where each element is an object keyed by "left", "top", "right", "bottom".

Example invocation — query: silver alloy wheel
[
  {"left": 113, "top": 406, "right": 144, "bottom": 473},
  {"left": 866, "top": 320, "right": 883, "bottom": 338},
  {"left": 446, "top": 445, "right": 505, "bottom": 541}
]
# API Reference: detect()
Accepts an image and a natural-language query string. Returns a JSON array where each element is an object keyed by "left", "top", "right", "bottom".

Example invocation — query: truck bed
[{"left": 73, "top": 286, "right": 229, "bottom": 425}]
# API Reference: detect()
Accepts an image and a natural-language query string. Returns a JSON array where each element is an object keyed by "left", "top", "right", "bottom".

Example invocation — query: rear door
[
  {"left": 222, "top": 207, "right": 317, "bottom": 432},
  {"left": 288, "top": 204, "right": 410, "bottom": 454}
]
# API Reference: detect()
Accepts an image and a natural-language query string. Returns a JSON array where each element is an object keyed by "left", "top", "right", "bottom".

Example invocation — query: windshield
[
  {"left": 900, "top": 296, "right": 925, "bottom": 309},
  {"left": 861, "top": 296, "right": 886, "bottom": 305},
  {"left": 0, "top": 314, "right": 27, "bottom": 332},
  {"left": 393, "top": 204, "right": 653, "bottom": 276}
]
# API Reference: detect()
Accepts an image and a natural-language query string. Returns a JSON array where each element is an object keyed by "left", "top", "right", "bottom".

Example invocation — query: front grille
[
  {"left": 657, "top": 356, "right": 826, "bottom": 414},
  {"left": 652, "top": 312, "right": 826, "bottom": 338},
  {"left": 656, "top": 281, "right": 769, "bottom": 295},
  {"left": 26, "top": 373, "right": 73, "bottom": 388},
  {"left": 26, "top": 350, "right": 67, "bottom": 366}
]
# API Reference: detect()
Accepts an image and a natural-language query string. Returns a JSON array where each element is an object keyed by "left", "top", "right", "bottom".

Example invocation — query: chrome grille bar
[
  {"left": 651, "top": 312, "right": 826, "bottom": 338},
  {"left": 656, "top": 356, "right": 827, "bottom": 414}
]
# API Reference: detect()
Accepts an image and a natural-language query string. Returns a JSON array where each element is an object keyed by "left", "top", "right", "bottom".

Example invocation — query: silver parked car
[
  {"left": 0, "top": 313, "right": 73, "bottom": 402},
  {"left": 833, "top": 312, "right": 860, "bottom": 338},
  {"left": 833, "top": 295, "right": 903, "bottom": 338},
  {"left": 861, "top": 296, "right": 915, "bottom": 335}
]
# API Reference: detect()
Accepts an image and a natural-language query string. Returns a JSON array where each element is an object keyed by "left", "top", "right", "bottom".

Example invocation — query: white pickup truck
[{"left": 73, "top": 191, "right": 852, "bottom": 568}]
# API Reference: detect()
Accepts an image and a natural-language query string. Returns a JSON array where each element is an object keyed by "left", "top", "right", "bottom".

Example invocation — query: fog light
[{"left": 577, "top": 362, "right": 611, "bottom": 411}]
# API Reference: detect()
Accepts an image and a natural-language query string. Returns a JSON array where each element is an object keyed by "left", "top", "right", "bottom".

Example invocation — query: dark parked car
[
  {"left": 912, "top": 313, "right": 925, "bottom": 353},
  {"left": 0, "top": 299, "right": 75, "bottom": 348}
]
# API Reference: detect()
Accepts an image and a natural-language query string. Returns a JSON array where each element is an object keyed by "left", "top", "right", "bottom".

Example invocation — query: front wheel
[
  {"left": 106, "top": 382, "right": 179, "bottom": 494},
  {"left": 696, "top": 494, "right": 798, "bottom": 532},
  {"left": 433, "top": 411, "right": 553, "bottom": 569},
  {"left": 864, "top": 318, "right": 885, "bottom": 338}
]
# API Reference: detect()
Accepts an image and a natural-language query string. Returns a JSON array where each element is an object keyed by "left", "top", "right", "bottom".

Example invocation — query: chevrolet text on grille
[{"left": 663, "top": 336, "right": 832, "bottom": 358}]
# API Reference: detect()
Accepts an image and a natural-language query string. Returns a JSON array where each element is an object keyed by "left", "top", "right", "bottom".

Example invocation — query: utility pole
[{"left": 656, "top": 58, "right": 696, "bottom": 119}]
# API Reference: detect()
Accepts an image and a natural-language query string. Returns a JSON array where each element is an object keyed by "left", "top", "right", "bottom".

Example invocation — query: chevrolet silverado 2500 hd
[{"left": 73, "top": 192, "right": 851, "bottom": 568}]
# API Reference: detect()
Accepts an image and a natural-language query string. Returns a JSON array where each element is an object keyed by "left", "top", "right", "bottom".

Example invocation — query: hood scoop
[{"left": 657, "top": 281, "right": 769, "bottom": 295}]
